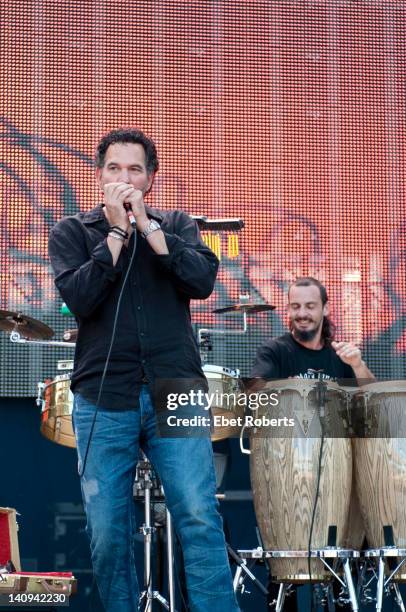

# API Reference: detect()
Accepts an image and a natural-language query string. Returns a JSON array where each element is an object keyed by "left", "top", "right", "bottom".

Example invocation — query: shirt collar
[{"left": 82, "top": 203, "right": 163, "bottom": 225}]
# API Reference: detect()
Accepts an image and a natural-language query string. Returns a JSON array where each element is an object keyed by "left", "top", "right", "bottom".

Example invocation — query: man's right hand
[{"left": 102, "top": 182, "right": 135, "bottom": 229}]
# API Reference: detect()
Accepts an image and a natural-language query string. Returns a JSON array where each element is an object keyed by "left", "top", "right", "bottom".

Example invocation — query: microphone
[
  {"left": 124, "top": 203, "right": 137, "bottom": 228},
  {"left": 308, "top": 369, "right": 327, "bottom": 419}
]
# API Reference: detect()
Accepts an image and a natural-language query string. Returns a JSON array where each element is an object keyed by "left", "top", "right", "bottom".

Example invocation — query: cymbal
[
  {"left": 0, "top": 309, "right": 54, "bottom": 340},
  {"left": 213, "top": 303, "right": 275, "bottom": 315}
]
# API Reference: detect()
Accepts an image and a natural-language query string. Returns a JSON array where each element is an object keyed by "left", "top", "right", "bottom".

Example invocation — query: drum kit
[{"left": 1, "top": 306, "right": 406, "bottom": 612}]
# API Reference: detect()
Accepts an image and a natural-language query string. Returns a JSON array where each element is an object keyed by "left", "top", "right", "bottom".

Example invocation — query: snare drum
[
  {"left": 39, "top": 374, "right": 75, "bottom": 448},
  {"left": 353, "top": 381, "right": 406, "bottom": 553},
  {"left": 202, "top": 364, "right": 244, "bottom": 441},
  {"left": 249, "top": 379, "right": 352, "bottom": 582}
]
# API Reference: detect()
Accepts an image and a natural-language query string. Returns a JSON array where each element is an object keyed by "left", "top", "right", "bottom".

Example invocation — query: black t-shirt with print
[{"left": 250, "top": 333, "right": 355, "bottom": 382}]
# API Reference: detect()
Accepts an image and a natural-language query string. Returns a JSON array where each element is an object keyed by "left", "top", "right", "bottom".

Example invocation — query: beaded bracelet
[
  {"left": 110, "top": 225, "right": 129, "bottom": 239},
  {"left": 108, "top": 231, "right": 125, "bottom": 243}
]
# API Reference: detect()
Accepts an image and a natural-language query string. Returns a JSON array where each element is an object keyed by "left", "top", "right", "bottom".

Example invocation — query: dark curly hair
[
  {"left": 95, "top": 127, "right": 159, "bottom": 175},
  {"left": 288, "top": 277, "right": 336, "bottom": 345}
]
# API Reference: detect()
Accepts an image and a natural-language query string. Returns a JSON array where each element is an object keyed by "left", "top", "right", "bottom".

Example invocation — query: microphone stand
[{"left": 135, "top": 457, "right": 177, "bottom": 612}]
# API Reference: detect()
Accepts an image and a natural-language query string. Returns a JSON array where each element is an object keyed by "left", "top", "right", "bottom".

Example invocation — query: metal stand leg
[
  {"left": 343, "top": 558, "right": 359, "bottom": 612},
  {"left": 392, "top": 583, "right": 405, "bottom": 612},
  {"left": 234, "top": 548, "right": 360, "bottom": 609},
  {"left": 376, "top": 558, "right": 385, "bottom": 612},
  {"left": 166, "top": 509, "right": 175, "bottom": 612},
  {"left": 227, "top": 545, "right": 268, "bottom": 596},
  {"left": 233, "top": 565, "right": 243, "bottom": 593},
  {"left": 137, "top": 460, "right": 176, "bottom": 612},
  {"left": 363, "top": 548, "right": 406, "bottom": 612},
  {"left": 326, "top": 583, "right": 336, "bottom": 612},
  {"left": 144, "top": 478, "right": 153, "bottom": 612},
  {"left": 275, "top": 583, "right": 286, "bottom": 612}
]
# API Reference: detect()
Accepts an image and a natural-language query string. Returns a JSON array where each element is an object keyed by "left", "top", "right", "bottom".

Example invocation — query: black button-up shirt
[{"left": 48, "top": 204, "right": 219, "bottom": 410}]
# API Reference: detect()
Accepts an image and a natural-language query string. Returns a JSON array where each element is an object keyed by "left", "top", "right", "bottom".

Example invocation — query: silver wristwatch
[{"left": 141, "top": 219, "right": 161, "bottom": 239}]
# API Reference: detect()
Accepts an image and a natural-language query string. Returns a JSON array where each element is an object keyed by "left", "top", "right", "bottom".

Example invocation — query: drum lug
[
  {"left": 36, "top": 382, "right": 45, "bottom": 408},
  {"left": 239, "top": 424, "right": 251, "bottom": 455}
]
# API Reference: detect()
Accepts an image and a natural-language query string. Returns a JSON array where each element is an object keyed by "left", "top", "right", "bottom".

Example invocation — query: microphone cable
[{"left": 79, "top": 226, "right": 137, "bottom": 479}]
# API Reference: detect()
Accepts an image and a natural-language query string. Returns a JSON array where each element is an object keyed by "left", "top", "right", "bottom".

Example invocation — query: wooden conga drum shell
[
  {"left": 355, "top": 439, "right": 406, "bottom": 547},
  {"left": 250, "top": 436, "right": 352, "bottom": 582},
  {"left": 354, "top": 382, "right": 406, "bottom": 580},
  {"left": 343, "top": 467, "right": 365, "bottom": 551},
  {"left": 249, "top": 380, "right": 352, "bottom": 583}
]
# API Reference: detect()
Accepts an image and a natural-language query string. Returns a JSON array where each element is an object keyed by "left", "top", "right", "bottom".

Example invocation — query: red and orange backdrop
[{"left": 1, "top": 1, "right": 405, "bottom": 395}]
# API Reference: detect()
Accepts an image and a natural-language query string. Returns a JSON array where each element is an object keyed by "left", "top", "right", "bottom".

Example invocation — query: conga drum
[
  {"left": 249, "top": 379, "right": 352, "bottom": 582},
  {"left": 353, "top": 381, "right": 406, "bottom": 577}
]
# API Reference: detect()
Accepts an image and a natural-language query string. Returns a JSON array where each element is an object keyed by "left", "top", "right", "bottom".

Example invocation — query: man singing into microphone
[{"left": 48, "top": 128, "right": 239, "bottom": 612}]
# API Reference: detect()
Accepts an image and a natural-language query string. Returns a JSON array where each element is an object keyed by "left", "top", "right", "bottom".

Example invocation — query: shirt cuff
[
  {"left": 154, "top": 231, "right": 185, "bottom": 268},
  {"left": 92, "top": 239, "right": 123, "bottom": 279}
]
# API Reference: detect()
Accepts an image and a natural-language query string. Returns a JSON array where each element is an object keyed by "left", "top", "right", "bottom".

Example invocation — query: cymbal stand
[
  {"left": 197, "top": 330, "right": 212, "bottom": 365},
  {"left": 197, "top": 294, "right": 251, "bottom": 356},
  {"left": 198, "top": 311, "right": 248, "bottom": 348},
  {"left": 136, "top": 459, "right": 177, "bottom": 612},
  {"left": 10, "top": 330, "right": 75, "bottom": 348}
]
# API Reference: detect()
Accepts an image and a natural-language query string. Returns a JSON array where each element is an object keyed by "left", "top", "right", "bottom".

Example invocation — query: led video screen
[{"left": 1, "top": 0, "right": 405, "bottom": 396}]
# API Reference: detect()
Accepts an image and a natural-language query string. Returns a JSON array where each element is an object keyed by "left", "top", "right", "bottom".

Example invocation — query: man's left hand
[
  {"left": 331, "top": 341, "right": 363, "bottom": 368},
  {"left": 125, "top": 188, "right": 149, "bottom": 232}
]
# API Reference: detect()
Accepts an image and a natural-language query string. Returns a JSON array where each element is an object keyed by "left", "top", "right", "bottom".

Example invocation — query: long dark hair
[{"left": 288, "top": 277, "right": 336, "bottom": 345}]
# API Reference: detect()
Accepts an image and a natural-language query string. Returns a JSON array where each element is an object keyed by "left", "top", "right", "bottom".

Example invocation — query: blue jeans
[{"left": 72, "top": 386, "right": 239, "bottom": 612}]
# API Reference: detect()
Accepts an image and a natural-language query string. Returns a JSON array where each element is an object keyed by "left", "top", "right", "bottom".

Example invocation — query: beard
[{"left": 291, "top": 318, "right": 322, "bottom": 342}]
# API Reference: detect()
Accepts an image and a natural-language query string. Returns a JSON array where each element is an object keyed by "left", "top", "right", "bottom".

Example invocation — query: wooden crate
[
  {"left": 0, "top": 507, "right": 76, "bottom": 598},
  {"left": 0, "top": 507, "right": 21, "bottom": 571}
]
